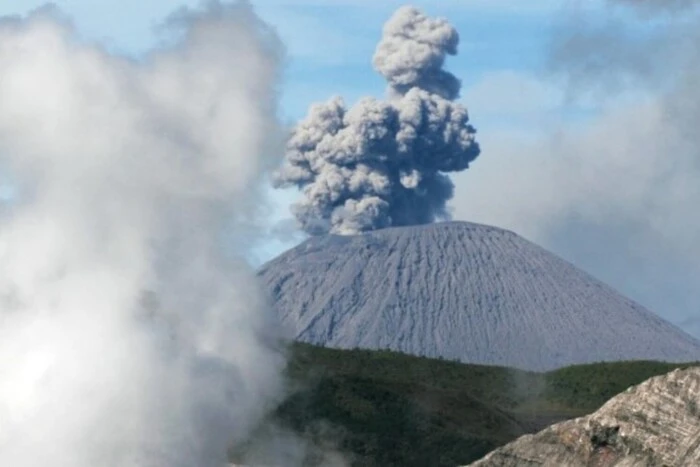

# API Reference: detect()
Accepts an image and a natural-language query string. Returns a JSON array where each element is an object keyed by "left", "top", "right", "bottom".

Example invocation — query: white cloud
[{"left": 0, "top": 3, "right": 295, "bottom": 466}]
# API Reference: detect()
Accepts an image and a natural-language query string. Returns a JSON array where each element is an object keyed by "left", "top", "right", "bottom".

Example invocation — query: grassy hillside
[{"left": 231, "top": 343, "right": 699, "bottom": 466}]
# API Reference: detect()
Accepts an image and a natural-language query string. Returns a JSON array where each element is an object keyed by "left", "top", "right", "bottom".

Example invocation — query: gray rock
[
  {"left": 258, "top": 221, "right": 700, "bottom": 371},
  {"left": 465, "top": 366, "right": 700, "bottom": 467}
]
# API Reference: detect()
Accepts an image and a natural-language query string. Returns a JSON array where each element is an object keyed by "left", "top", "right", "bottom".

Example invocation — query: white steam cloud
[
  {"left": 0, "top": 2, "right": 290, "bottom": 466},
  {"left": 274, "top": 5, "right": 480, "bottom": 235}
]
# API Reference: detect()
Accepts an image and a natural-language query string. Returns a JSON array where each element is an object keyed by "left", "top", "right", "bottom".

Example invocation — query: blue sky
[{"left": 2, "top": 0, "right": 699, "bottom": 339}]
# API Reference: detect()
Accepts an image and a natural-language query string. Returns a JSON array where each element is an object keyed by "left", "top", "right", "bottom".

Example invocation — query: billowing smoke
[
  {"left": 274, "top": 6, "right": 480, "bottom": 235},
  {"left": 0, "top": 2, "right": 292, "bottom": 466}
]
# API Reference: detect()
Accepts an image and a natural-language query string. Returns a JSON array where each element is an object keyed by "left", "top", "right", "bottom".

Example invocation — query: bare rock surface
[
  {"left": 466, "top": 366, "right": 700, "bottom": 467},
  {"left": 258, "top": 221, "right": 700, "bottom": 371}
]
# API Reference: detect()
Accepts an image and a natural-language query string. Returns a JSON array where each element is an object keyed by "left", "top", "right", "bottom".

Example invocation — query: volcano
[{"left": 258, "top": 221, "right": 700, "bottom": 371}]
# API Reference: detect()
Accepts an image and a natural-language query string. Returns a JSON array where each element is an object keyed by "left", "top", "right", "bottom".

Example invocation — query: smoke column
[
  {"left": 0, "top": 2, "right": 289, "bottom": 466},
  {"left": 274, "top": 6, "right": 481, "bottom": 235}
]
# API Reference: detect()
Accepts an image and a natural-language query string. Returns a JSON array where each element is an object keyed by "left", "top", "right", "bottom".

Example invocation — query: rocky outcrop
[{"left": 466, "top": 366, "right": 700, "bottom": 467}]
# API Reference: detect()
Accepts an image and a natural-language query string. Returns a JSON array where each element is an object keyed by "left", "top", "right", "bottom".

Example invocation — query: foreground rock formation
[{"left": 466, "top": 366, "right": 700, "bottom": 466}]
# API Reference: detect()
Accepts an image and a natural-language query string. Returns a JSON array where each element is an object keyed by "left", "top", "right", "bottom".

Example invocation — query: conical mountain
[{"left": 258, "top": 221, "right": 700, "bottom": 371}]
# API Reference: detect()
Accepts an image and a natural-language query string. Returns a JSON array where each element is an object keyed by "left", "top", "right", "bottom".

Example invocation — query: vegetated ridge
[
  {"left": 258, "top": 221, "right": 700, "bottom": 371},
  {"left": 230, "top": 342, "right": 699, "bottom": 467}
]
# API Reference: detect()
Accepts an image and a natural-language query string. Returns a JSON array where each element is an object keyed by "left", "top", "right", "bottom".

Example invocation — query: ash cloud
[
  {"left": 274, "top": 5, "right": 480, "bottom": 236},
  {"left": 0, "top": 2, "right": 297, "bottom": 466},
  {"left": 373, "top": 5, "right": 460, "bottom": 99}
]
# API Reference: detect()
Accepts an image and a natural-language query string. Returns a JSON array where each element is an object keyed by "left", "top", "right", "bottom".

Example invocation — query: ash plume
[
  {"left": 274, "top": 5, "right": 480, "bottom": 236},
  {"left": 373, "top": 5, "right": 461, "bottom": 99},
  {"left": 0, "top": 2, "right": 294, "bottom": 466}
]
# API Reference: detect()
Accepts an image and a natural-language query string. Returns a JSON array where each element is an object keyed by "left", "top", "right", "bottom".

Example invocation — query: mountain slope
[
  {"left": 258, "top": 221, "right": 700, "bottom": 371},
  {"left": 466, "top": 365, "right": 700, "bottom": 466}
]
